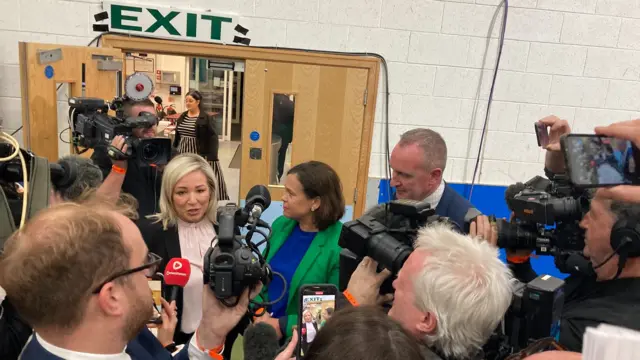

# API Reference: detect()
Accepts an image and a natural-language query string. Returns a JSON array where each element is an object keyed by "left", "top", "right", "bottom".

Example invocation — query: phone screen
[
  {"left": 562, "top": 134, "right": 638, "bottom": 187},
  {"left": 298, "top": 285, "right": 337, "bottom": 359},
  {"left": 535, "top": 122, "right": 550, "bottom": 148}
]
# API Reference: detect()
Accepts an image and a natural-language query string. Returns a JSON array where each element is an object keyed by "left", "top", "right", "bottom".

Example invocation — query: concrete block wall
[{"left": 1, "top": 0, "right": 640, "bottom": 187}]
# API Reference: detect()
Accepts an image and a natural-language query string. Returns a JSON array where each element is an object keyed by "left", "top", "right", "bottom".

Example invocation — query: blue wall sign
[
  {"left": 250, "top": 131, "right": 260, "bottom": 141},
  {"left": 44, "top": 65, "right": 54, "bottom": 79}
]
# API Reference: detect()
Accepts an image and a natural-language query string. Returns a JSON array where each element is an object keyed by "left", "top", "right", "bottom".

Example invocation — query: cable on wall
[{"left": 467, "top": 0, "right": 509, "bottom": 201}]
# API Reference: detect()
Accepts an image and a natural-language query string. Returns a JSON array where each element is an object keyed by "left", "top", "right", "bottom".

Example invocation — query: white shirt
[
  {"left": 423, "top": 179, "right": 446, "bottom": 210},
  {"left": 177, "top": 219, "right": 216, "bottom": 334},
  {"left": 305, "top": 322, "right": 317, "bottom": 343},
  {"left": 36, "top": 333, "right": 131, "bottom": 360},
  {"left": 35, "top": 332, "right": 216, "bottom": 360}
]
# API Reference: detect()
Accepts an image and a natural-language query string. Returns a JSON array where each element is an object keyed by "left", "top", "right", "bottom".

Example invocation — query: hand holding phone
[
  {"left": 561, "top": 134, "right": 640, "bottom": 188},
  {"left": 537, "top": 116, "right": 572, "bottom": 151},
  {"left": 297, "top": 285, "right": 338, "bottom": 359},
  {"left": 535, "top": 122, "right": 550, "bottom": 148}
]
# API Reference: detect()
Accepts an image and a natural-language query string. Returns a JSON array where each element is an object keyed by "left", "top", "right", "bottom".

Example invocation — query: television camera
[
  {"left": 485, "top": 274, "right": 566, "bottom": 360},
  {"left": 68, "top": 72, "right": 172, "bottom": 167},
  {"left": 338, "top": 199, "right": 567, "bottom": 359},
  {"left": 338, "top": 199, "right": 456, "bottom": 294},
  {"left": 485, "top": 174, "right": 589, "bottom": 256},
  {"left": 202, "top": 185, "right": 287, "bottom": 310}
]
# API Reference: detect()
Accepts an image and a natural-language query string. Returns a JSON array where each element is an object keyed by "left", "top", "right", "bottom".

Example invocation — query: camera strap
[
  {"left": 0, "top": 187, "right": 15, "bottom": 250},
  {"left": 0, "top": 155, "right": 50, "bottom": 250},
  {"left": 26, "top": 156, "right": 51, "bottom": 221}
]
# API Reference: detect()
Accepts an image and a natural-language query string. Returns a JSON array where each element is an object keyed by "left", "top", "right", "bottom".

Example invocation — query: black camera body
[
  {"left": 484, "top": 275, "right": 565, "bottom": 360},
  {"left": 68, "top": 97, "right": 171, "bottom": 167},
  {"left": 338, "top": 199, "right": 456, "bottom": 294},
  {"left": 202, "top": 201, "right": 273, "bottom": 306},
  {"left": 490, "top": 175, "right": 588, "bottom": 256}
]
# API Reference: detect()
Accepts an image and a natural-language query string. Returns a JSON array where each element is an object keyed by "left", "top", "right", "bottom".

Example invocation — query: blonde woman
[
  {"left": 137, "top": 153, "right": 244, "bottom": 356},
  {"left": 301, "top": 309, "right": 319, "bottom": 355}
]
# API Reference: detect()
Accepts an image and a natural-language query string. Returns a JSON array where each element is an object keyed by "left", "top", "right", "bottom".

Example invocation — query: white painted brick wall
[{"left": 2, "top": 0, "right": 640, "bottom": 186}]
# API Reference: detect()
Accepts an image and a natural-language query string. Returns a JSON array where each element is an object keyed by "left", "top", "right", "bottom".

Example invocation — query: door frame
[{"left": 102, "top": 35, "right": 380, "bottom": 217}]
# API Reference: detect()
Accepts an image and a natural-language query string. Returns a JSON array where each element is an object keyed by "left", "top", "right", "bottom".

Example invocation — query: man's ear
[
  {"left": 430, "top": 168, "right": 443, "bottom": 184},
  {"left": 416, "top": 311, "right": 437, "bottom": 335},
  {"left": 96, "top": 283, "right": 127, "bottom": 317}
]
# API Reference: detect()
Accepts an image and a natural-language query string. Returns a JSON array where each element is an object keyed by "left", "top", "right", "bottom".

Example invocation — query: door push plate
[
  {"left": 38, "top": 49, "right": 63, "bottom": 65},
  {"left": 249, "top": 148, "right": 262, "bottom": 160}
]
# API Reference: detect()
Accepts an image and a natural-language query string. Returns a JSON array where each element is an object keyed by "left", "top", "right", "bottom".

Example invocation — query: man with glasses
[{"left": 0, "top": 199, "right": 257, "bottom": 360}]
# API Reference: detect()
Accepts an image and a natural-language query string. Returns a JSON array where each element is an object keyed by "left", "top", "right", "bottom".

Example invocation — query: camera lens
[{"left": 141, "top": 143, "right": 159, "bottom": 162}]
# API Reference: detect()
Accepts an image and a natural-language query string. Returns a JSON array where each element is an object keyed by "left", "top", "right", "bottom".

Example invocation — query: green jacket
[{"left": 256, "top": 216, "right": 342, "bottom": 338}]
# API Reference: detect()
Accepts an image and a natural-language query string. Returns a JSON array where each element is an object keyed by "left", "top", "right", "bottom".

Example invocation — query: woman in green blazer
[{"left": 254, "top": 160, "right": 345, "bottom": 340}]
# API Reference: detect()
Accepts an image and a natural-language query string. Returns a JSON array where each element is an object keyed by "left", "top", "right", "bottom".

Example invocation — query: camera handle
[{"left": 107, "top": 144, "right": 129, "bottom": 161}]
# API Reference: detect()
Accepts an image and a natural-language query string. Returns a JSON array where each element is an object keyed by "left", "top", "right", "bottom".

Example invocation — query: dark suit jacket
[
  {"left": 434, "top": 183, "right": 478, "bottom": 230},
  {"left": 173, "top": 112, "right": 219, "bottom": 161},
  {"left": 19, "top": 327, "right": 189, "bottom": 360},
  {"left": 136, "top": 217, "right": 248, "bottom": 359}
]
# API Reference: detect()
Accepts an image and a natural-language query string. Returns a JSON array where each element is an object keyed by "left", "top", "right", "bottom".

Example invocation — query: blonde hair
[{"left": 149, "top": 153, "right": 218, "bottom": 229}]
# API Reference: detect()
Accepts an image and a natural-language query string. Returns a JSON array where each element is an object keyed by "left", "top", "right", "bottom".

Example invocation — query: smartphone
[
  {"left": 561, "top": 134, "right": 640, "bottom": 187},
  {"left": 535, "top": 122, "right": 550, "bottom": 148},
  {"left": 297, "top": 284, "right": 338, "bottom": 359}
]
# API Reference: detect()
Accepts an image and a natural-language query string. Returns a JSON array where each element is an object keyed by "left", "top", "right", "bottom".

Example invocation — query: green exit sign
[{"left": 103, "top": 2, "right": 238, "bottom": 44}]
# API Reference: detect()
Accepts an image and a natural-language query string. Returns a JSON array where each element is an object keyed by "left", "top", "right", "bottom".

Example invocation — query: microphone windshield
[
  {"left": 164, "top": 258, "right": 191, "bottom": 287},
  {"left": 154, "top": 96, "right": 163, "bottom": 104},
  {"left": 505, "top": 182, "right": 526, "bottom": 210},
  {"left": 243, "top": 322, "right": 280, "bottom": 360},
  {"left": 246, "top": 185, "right": 271, "bottom": 210}
]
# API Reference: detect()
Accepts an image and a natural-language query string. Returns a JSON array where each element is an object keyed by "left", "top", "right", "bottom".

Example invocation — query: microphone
[
  {"left": 50, "top": 157, "right": 80, "bottom": 189},
  {"left": 244, "top": 185, "right": 272, "bottom": 222},
  {"left": 164, "top": 258, "right": 191, "bottom": 303},
  {"left": 504, "top": 182, "right": 526, "bottom": 211},
  {"left": 154, "top": 95, "right": 163, "bottom": 105},
  {"left": 243, "top": 322, "right": 281, "bottom": 360}
]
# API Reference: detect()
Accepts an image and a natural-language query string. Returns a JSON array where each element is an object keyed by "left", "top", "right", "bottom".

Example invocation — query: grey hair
[
  {"left": 610, "top": 200, "right": 640, "bottom": 221},
  {"left": 54, "top": 155, "right": 103, "bottom": 201},
  {"left": 412, "top": 223, "right": 514, "bottom": 359},
  {"left": 148, "top": 153, "right": 218, "bottom": 230},
  {"left": 398, "top": 128, "right": 447, "bottom": 171}
]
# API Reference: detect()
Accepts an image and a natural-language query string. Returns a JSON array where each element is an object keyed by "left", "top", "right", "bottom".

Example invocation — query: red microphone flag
[{"left": 164, "top": 258, "right": 191, "bottom": 287}]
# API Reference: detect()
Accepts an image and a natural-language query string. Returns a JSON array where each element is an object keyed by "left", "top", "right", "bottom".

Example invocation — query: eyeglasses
[
  {"left": 504, "top": 338, "right": 567, "bottom": 360},
  {"left": 92, "top": 252, "right": 162, "bottom": 294}
]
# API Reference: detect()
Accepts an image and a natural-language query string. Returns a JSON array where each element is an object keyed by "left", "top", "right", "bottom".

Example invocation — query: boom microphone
[
  {"left": 164, "top": 258, "right": 191, "bottom": 303},
  {"left": 243, "top": 322, "right": 281, "bottom": 360}
]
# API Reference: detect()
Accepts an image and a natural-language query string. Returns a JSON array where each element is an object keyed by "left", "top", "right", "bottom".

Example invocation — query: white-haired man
[{"left": 344, "top": 224, "right": 514, "bottom": 360}]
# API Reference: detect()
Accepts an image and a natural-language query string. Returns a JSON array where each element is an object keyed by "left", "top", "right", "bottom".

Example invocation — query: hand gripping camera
[
  {"left": 68, "top": 73, "right": 172, "bottom": 167},
  {"left": 202, "top": 185, "right": 287, "bottom": 308},
  {"left": 339, "top": 199, "right": 456, "bottom": 294}
]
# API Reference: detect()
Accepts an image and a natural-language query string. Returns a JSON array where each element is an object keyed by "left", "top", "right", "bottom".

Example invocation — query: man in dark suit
[
  {"left": 0, "top": 199, "right": 256, "bottom": 360},
  {"left": 389, "top": 128, "right": 478, "bottom": 229}
]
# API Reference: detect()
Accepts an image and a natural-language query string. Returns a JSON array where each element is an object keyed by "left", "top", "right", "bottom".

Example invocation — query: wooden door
[
  {"left": 241, "top": 60, "right": 370, "bottom": 217},
  {"left": 19, "top": 43, "right": 124, "bottom": 161}
]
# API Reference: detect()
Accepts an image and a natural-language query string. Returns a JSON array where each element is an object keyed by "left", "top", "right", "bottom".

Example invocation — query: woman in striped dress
[{"left": 173, "top": 90, "right": 230, "bottom": 201}]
